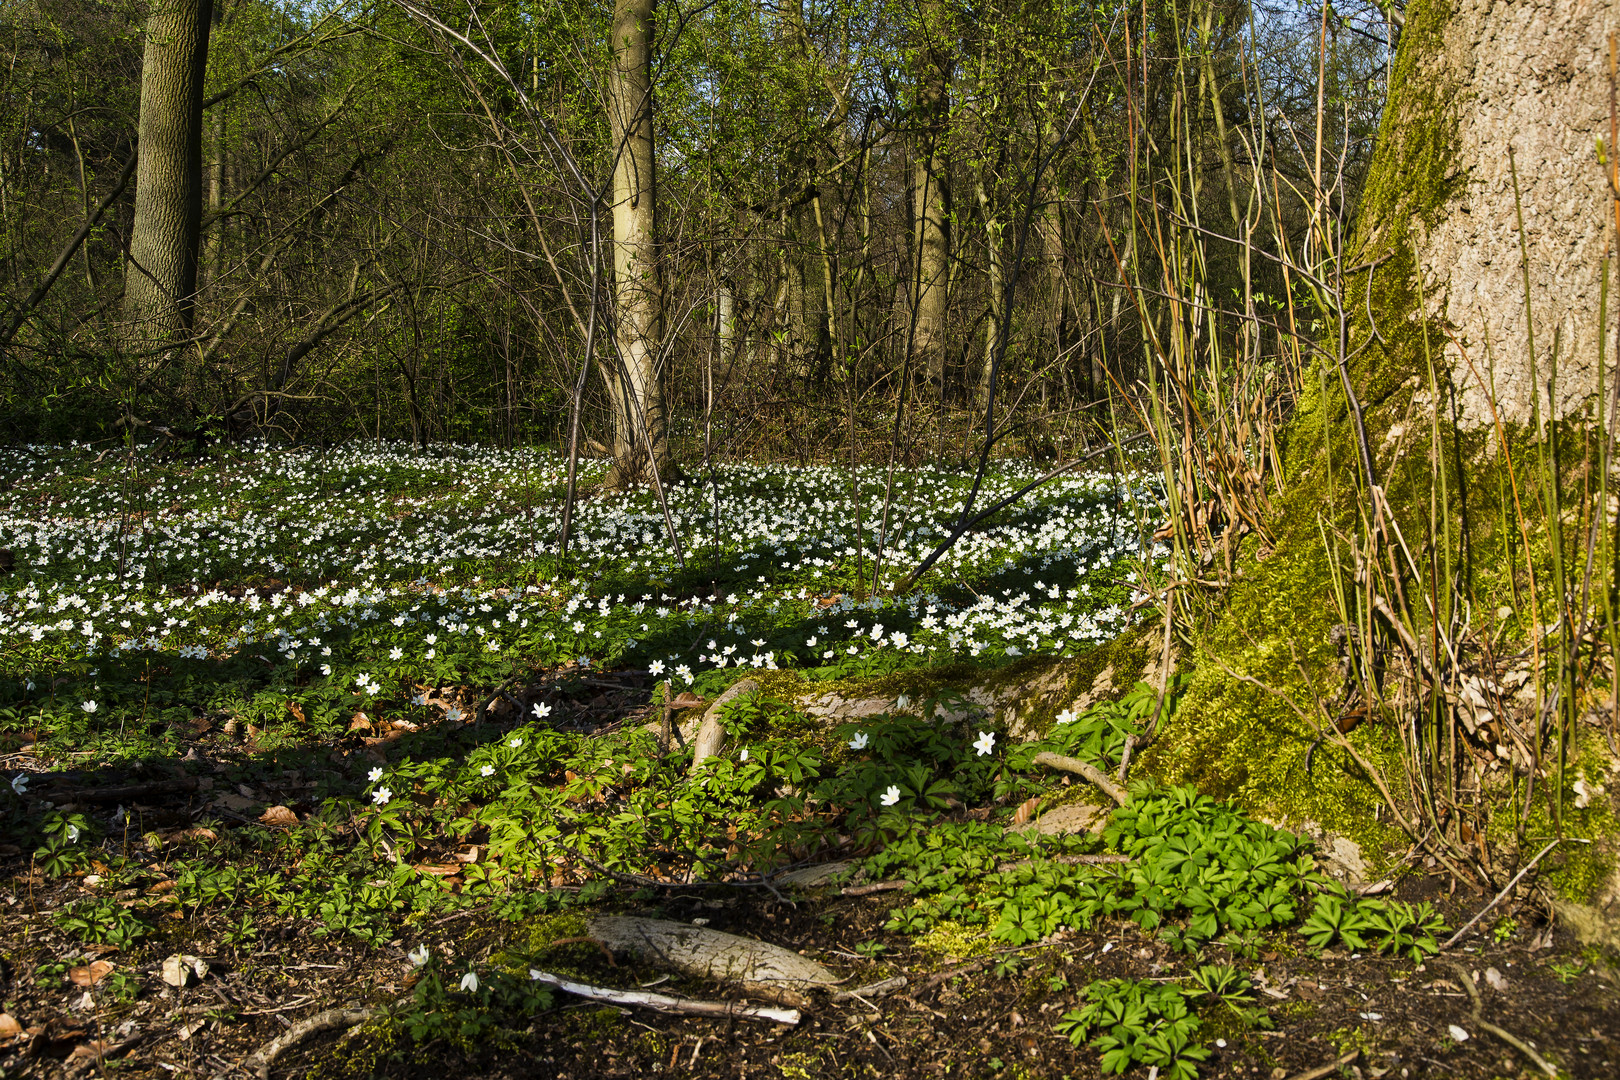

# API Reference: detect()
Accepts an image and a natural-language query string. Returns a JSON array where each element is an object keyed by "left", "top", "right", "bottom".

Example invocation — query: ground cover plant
[{"left": 0, "top": 441, "right": 1616, "bottom": 1080}]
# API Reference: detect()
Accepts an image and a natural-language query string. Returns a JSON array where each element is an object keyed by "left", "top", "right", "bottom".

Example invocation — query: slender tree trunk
[
  {"left": 912, "top": 0, "right": 951, "bottom": 402},
  {"left": 976, "top": 173, "right": 1002, "bottom": 408},
  {"left": 125, "top": 0, "right": 213, "bottom": 346},
  {"left": 605, "top": 0, "right": 668, "bottom": 488}
]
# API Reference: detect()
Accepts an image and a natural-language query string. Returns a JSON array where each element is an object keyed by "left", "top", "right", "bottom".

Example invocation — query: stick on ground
[
  {"left": 527, "top": 969, "right": 800, "bottom": 1024},
  {"left": 1030, "top": 751, "right": 1128, "bottom": 806}
]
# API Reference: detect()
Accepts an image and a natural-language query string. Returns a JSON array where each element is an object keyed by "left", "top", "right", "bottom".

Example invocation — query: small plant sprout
[{"left": 973, "top": 731, "right": 996, "bottom": 755}]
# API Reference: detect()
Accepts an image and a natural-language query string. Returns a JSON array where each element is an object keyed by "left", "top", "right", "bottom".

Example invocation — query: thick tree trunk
[
  {"left": 1361, "top": 0, "right": 1617, "bottom": 426},
  {"left": 125, "top": 0, "right": 213, "bottom": 346},
  {"left": 912, "top": 3, "right": 951, "bottom": 401},
  {"left": 605, "top": 0, "right": 669, "bottom": 488}
]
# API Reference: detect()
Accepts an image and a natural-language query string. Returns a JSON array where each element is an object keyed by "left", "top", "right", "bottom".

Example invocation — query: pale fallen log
[
  {"left": 689, "top": 678, "right": 760, "bottom": 775},
  {"left": 527, "top": 969, "right": 800, "bottom": 1024},
  {"left": 1030, "top": 751, "right": 1128, "bottom": 806},
  {"left": 588, "top": 915, "right": 838, "bottom": 1004}
]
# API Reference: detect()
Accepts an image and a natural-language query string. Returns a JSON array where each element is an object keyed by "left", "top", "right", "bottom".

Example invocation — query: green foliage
[
  {"left": 1056, "top": 979, "right": 1210, "bottom": 1080},
  {"left": 1300, "top": 887, "right": 1449, "bottom": 961},
  {"left": 53, "top": 897, "right": 151, "bottom": 948}
]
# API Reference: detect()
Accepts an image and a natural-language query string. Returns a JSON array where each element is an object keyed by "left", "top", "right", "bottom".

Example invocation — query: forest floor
[{"left": 1, "top": 443, "right": 1617, "bottom": 1079}]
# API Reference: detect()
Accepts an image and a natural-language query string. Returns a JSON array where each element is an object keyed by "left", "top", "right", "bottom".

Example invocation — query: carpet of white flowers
[{"left": 0, "top": 441, "right": 1152, "bottom": 729}]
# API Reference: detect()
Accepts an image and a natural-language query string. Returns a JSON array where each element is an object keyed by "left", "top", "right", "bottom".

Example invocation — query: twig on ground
[
  {"left": 841, "top": 880, "right": 908, "bottom": 896},
  {"left": 1285, "top": 1049, "right": 1358, "bottom": 1080},
  {"left": 832, "top": 976, "right": 907, "bottom": 1002},
  {"left": 217, "top": 1005, "right": 377, "bottom": 1080},
  {"left": 1443, "top": 960, "right": 1559, "bottom": 1077},
  {"left": 1441, "top": 839, "right": 1558, "bottom": 949},
  {"left": 526, "top": 969, "right": 799, "bottom": 1024},
  {"left": 1030, "top": 751, "right": 1128, "bottom": 806}
]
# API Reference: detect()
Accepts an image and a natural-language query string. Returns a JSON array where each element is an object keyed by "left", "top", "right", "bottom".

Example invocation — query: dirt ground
[{"left": 3, "top": 841, "right": 1617, "bottom": 1080}]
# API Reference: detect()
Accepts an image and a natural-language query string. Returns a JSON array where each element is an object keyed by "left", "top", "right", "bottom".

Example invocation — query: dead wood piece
[
  {"left": 1284, "top": 1050, "right": 1359, "bottom": 1080},
  {"left": 774, "top": 861, "right": 853, "bottom": 889},
  {"left": 1030, "top": 751, "right": 1128, "bottom": 806},
  {"left": 841, "top": 880, "right": 908, "bottom": 896},
  {"left": 689, "top": 678, "right": 760, "bottom": 774},
  {"left": 832, "top": 976, "right": 907, "bottom": 1002},
  {"left": 527, "top": 969, "right": 799, "bottom": 1024},
  {"left": 219, "top": 1005, "right": 376, "bottom": 1080},
  {"left": 1443, "top": 960, "right": 1558, "bottom": 1077},
  {"left": 588, "top": 915, "right": 838, "bottom": 998}
]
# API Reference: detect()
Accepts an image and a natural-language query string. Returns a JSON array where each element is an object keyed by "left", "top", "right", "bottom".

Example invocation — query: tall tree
[
  {"left": 125, "top": 0, "right": 213, "bottom": 345},
  {"left": 910, "top": 0, "right": 952, "bottom": 401},
  {"left": 605, "top": 0, "right": 668, "bottom": 486}
]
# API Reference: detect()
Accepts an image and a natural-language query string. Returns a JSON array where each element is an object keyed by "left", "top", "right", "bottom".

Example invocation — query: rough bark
[
  {"left": 605, "top": 0, "right": 668, "bottom": 487},
  {"left": 125, "top": 0, "right": 213, "bottom": 345},
  {"left": 1363, "top": 0, "right": 1618, "bottom": 425}
]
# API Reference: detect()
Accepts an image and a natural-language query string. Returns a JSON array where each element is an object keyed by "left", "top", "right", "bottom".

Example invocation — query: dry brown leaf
[
  {"left": 0, "top": 1014, "right": 21, "bottom": 1039},
  {"left": 670, "top": 692, "right": 706, "bottom": 709},
  {"left": 259, "top": 805, "right": 299, "bottom": 828},
  {"left": 349, "top": 712, "right": 372, "bottom": 733},
  {"left": 67, "top": 960, "right": 114, "bottom": 987},
  {"left": 414, "top": 864, "right": 460, "bottom": 877},
  {"left": 178, "top": 827, "right": 218, "bottom": 843},
  {"left": 453, "top": 846, "right": 480, "bottom": 864},
  {"left": 286, "top": 701, "right": 307, "bottom": 723},
  {"left": 147, "top": 879, "right": 176, "bottom": 894},
  {"left": 1011, "top": 797, "right": 1042, "bottom": 827}
]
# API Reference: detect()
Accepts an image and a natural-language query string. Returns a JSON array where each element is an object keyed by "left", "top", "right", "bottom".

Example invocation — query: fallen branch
[
  {"left": 526, "top": 969, "right": 799, "bottom": 1024},
  {"left": 1444, "top": 960, "right": 1558, "bottom": 1077},
  {"left": 1030, "top": 752, "right": 1128, "bottom": 806},
  {"left": 1285, "top": 1049, "right": 1359, "bottom": 1080},
  {"left": 1441, "top": 840, "right": 1559, "bottom": 949},
  {"left": 832, "top": 976, "right": 907, "bottom": 1002},
  {"left": 841, "top": 880, "right": 908, "bottom": 896},
  {"left": 220, "top": 1005, "right": 376, "bottom": 1080}
]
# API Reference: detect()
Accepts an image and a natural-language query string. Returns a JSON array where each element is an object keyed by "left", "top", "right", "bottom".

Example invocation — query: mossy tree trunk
[{"left": 1153, "top": 0, "right": 1620, "bottom": 861}]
